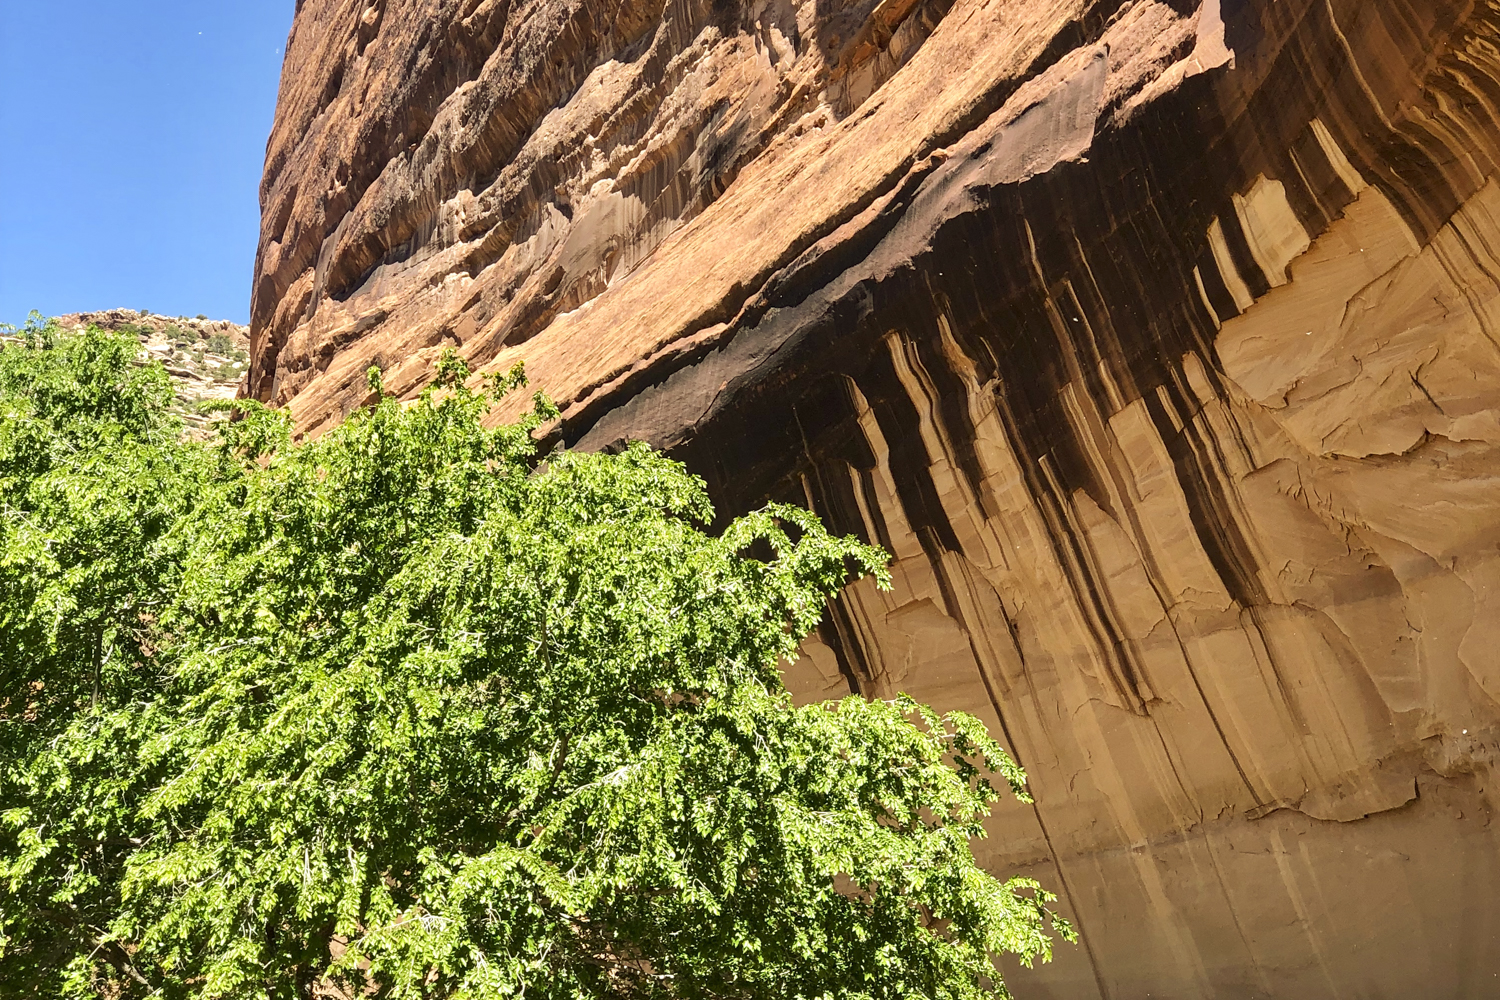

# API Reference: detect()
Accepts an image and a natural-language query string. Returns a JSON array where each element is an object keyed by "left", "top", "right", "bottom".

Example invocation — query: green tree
[
  {"left": 0, "top": 316, "right": 218, "bottom": 990},
  {"left": 0, "top": 329, "right": 1072, "bottom": 999}
]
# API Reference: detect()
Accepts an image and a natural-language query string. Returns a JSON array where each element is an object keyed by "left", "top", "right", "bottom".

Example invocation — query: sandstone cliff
[{"left": 252, "top": 1, "right": 1500, "bottom": 996}]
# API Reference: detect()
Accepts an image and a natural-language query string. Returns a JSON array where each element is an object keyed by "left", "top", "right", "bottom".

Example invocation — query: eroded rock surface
[
  {"left": 254, "top": 1, "right": 1500, "bottom": 996},
  {"left": 57, "top": 310, "right": 251, "bottom": 417}
]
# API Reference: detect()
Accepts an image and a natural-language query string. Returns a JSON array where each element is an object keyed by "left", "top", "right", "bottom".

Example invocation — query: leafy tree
[
  {"left": 0, "top": 326, "right": 1072, "bottom": 999},
  {"left": 0, "top": 316, "right": 218, "bottom": 990}
]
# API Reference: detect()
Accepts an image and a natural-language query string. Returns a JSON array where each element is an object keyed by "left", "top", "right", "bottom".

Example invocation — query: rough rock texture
[
  {"left": 254, "top": 0, "right": 1500, "bottom": 996},
  {"left": 57, "top": 310, "right": 251, "bottom": 412},
  {"left": 60, "top": 309, "right": 250, "bottom": 350}
]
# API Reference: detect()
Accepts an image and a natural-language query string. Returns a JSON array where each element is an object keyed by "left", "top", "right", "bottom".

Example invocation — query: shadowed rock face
[{"left": 255, "top": 0, "right": 1500, "bottom": 995}]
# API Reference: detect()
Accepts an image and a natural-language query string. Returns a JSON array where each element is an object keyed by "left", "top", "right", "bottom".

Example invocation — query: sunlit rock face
[{"left": 255, "top": 0, "right": 1500, "bottom": 995}]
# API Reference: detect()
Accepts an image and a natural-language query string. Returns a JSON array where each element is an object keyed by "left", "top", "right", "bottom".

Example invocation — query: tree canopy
[{"left": 0, "top": 317, "right": 1072, "bottom": 999}]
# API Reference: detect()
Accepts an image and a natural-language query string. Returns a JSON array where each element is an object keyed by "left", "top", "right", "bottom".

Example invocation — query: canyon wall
[{"left": 252, "top": 1, "right": 1500, "bottom": 996}]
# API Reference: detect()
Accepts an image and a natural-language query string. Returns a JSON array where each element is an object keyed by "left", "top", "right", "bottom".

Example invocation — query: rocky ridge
[
  {"left": 58, "top": 310, "right": 251, "bottom": 424},
  {"left": 252, "top": 1, "right": 1500, "bottom": 997}
]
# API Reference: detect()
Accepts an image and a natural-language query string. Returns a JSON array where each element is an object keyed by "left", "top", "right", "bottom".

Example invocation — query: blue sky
[{"left": 0, "top": 2, "right": 293, "bottom": 326}]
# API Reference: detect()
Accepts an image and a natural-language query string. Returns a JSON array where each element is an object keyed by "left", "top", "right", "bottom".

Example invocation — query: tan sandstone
[{"left": 252, "top": 1, "right": 1500, "bottom": 996}]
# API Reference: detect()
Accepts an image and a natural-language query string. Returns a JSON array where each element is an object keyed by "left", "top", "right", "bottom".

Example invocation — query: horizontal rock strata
[{"left": 254, "top": 0, "right": 1500, "bottom": 996}]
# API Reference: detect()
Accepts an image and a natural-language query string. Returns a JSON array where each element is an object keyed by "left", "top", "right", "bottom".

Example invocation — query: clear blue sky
[{"left": 0, "top": 2, "right": 294, "bottom": 326}]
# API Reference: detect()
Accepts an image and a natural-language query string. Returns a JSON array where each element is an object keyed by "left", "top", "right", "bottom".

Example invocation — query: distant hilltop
[
  {"left": 58, "top": 309, "right": 249, "bottom": 351},
  {"left": 52, "top": 310, "right": 253, "bottom": 421}
]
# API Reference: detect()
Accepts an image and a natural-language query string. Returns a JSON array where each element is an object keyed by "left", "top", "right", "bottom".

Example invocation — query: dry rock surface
[
  {"left": 253, "top": 0, "right": 1500, "bottom": 996},
  {"left": 59, "top": 310, "right": 251, "bottom": 421}
]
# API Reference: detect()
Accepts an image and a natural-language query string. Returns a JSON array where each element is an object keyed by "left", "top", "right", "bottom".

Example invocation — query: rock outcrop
[
  {"left": 252, "top": 1, "right": 1500, "bottom": 996},
  {"left": 60, "top": 309, "right": 250, "bottom": 351},
  {"left": 58, "top": 310, "right": 251, "bottom": 415}
]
